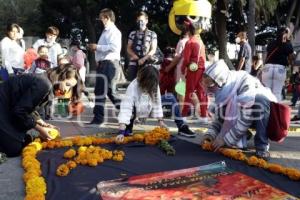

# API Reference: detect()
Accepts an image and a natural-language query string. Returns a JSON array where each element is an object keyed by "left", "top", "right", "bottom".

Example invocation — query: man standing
[
  {"left": 235, "top": 31, "right": 252, "bottom": 73},
  {"left": 88, "top": 8, "right": 122, "bottom": 125}
]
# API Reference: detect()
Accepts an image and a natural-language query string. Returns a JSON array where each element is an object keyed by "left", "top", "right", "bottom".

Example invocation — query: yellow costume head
[{"left": 168, "top": 0, "right": 212, "bottom": 35}]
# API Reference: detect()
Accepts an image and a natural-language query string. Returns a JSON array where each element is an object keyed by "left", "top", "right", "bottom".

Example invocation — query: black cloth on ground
[{"left": 37, "top": 138, "right": 300, "bottom": 200}]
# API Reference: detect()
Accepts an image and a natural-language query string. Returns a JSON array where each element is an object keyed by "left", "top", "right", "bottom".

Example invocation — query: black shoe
[
  {"left": 88, "top": 119, "right": 103, "bottom": 124},
  {"left": 291, "top": 116, "right": 300, "bottom": 121},
  {"left": 178, "top": 125, "right": 196, "bottom": 138}
]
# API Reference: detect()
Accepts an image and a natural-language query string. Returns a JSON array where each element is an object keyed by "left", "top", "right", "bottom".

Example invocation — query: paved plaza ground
[{"left": 1, "top": 89, "right": 300, "bottom": 199}]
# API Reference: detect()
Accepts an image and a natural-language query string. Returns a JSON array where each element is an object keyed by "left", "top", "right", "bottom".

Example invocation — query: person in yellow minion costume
[{"left": 168, "top": 0, "right": 212, "bottom": 35}]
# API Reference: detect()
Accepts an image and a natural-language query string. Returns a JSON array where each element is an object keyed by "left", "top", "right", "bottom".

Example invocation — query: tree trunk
[
  {"left": 285, "top": 0, "right": 297, "bottom": 26},
  {"left": 294, "top": 1, "right": 300, "bottom": 33},
  {"left": 215, "top": 0, "right": 234, "bottom": 69},
  {"left": 79, "top": 1, "right": 97, "bottom": 72},
  {"left": 248, "top": 0, "right": 255, "bottom": 55}
]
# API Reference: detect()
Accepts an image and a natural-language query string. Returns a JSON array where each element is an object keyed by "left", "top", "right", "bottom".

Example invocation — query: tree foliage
[{"left": 0, "top": 0, "right": 42, "bottom": 37}]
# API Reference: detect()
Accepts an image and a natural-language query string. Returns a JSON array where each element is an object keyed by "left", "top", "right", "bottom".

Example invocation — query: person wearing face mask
[
  {"left": 32, "top": 26, "right": 63, "bottom": 68},
  {"left": 235, "top": 31, "right": 252, "bottom": 73},
  {"left": 0, "top": 64, "right": 84, "bottom": 157},
  {"left": 261, "top": 27, "right": 294, "bottom": 101},
  {"left": 200, "top": 60, "right": 279, "bottom": 160},
  {"left": 87, "top": 8, "right": 122, "bottom": 126},
  {"left": 29, "top": 45, "right": 51, "bottom": 74},
  {"left": 0, "top": 23, "right": 25, "bottom": 75},
  {"left": 126, "top": 11, "right": 158, "bottom": 81}
]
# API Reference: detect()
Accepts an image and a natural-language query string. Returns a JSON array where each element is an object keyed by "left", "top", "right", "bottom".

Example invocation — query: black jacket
[{"left": 0, "top": 74, "right": 52, "bottom": 141}]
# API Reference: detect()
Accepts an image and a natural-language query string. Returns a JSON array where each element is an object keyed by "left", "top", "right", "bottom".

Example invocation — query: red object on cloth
[
  {"left": 159, "top": 58, "right": 176, "bottom": 94},
  {"left": 267, "top": 102, "right": 290, "bottom": 142}
]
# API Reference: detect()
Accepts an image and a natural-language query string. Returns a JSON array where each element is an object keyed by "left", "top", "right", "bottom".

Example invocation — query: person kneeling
[{"left": 200, "top": 60, "right": 278, "bottom": 160}]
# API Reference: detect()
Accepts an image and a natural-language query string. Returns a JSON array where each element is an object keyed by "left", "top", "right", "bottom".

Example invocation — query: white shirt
[
  {"left": 95, "top": 24, "right": 122, "bottom": 62},
  {"left": 175, "top": 37, "right": 188, "bottom": 81},
  {"left": 0, "top": 37, "right": 25, "bottom": 74},
  {"left": 32, "top": 39, "right": 62, "bottom": 68},
  {"left": 118, "top": 79, "right": 163, "bottom": 125}
]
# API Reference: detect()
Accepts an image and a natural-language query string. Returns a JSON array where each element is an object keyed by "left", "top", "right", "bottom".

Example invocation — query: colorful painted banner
[{"left": 97, "top": 161, "right": 297, "bottom": 200}]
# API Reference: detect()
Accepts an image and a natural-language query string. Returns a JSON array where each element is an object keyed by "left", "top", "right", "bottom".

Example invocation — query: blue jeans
[
  {"left": 161, "top": 93, "right": 184, "bottom": 128},
  {"left": 251, "top": 95, "right": 270, "bottom": 151}
]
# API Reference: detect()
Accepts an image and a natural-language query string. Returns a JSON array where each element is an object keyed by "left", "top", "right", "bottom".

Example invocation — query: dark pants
[
  {"left": 93, "top": 60, "right": 121, "bottom": 122},
  {"left": 161, "top": 93, "right": 184, "bottom": 128},
  {"left": 125, "top": 107, "right": 136, "bottom": 133},
  {"left": 126, "top": 64, "right": 138, "bottom": 82},
  {"left": 291, "top": 86, "right": 299, "bottom": 105}
]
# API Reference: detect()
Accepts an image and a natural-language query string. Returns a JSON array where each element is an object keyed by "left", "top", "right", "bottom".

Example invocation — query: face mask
[
  {"left": 235, "top": 37, "right": 241, "bottom": 44},
  {"left": 137, "top": 20, "right": 146, "bottom": 30},
  {"left": 46, "top": 37, "right": 55, "bottom": 43},
  {"left": 205, "top": 84, "right": 220, "bottom": 95}
]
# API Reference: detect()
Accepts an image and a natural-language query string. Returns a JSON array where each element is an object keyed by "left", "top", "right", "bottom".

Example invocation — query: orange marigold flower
[
  {"left": 88, "top": 158, "right": 98, "bottom": 167},
  {"left": 24, "top": 194, "right": 45, "bottom": 200},
  {"left": 63, "top": 149, "right": 76, "bottom": 159},
  {"left": 285, "top": 168, "right": 300, "bottom": 181},
  {"left": 256, "top": 158, "right": 268, "bottom": 169},
  {"left": 66, "top": 161, "right": 77, "bottom": 169},
  {"left": 56, "top": 164, "right": 70, "bottom": 176},
  {"left": 268, "top": 163, "right": 284, "bottom": 174},
  {"left": 247, "top": 156, "right": 259, "bottom": 166},
  {"left": 201, "top": 141, "right": 213, "bottom": 151}
]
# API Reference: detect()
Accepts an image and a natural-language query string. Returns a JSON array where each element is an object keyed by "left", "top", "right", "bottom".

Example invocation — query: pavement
[{"left": 1, "top": 88, "right": 300, "bottom": 200}]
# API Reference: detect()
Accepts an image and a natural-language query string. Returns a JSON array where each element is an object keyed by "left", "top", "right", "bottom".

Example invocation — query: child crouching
[{"left": 117, "top": 65, "right": 167, "bottom": 141}]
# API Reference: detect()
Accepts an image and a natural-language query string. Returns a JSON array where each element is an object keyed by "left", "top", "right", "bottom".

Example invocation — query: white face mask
[
  {"left": 235, "top": 37, "right": 241, "bottom": 44},
  {"left": 46, "top": 37, "right": 55, "bottom": 44}
]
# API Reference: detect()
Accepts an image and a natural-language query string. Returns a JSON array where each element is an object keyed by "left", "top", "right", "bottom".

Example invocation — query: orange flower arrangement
[
  {"left": 200, "top": 141, "right": 300, "bottom": 181},
  {"left": 284, "top": 168, "right": 300, "bottom": 181},
  {"left": 22, "top": 139, "right": 46, "bottom": 200},
  {"left": 144, "top": 127, "right": 170, "bottom": 145},
  {"left": 21, "top": 127, "right": 173, "bottom": 198}
]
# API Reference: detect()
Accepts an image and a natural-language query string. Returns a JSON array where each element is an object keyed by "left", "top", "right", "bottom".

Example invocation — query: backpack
[{"left": 267, "top": 102, "right": 290, "bottom": 142}]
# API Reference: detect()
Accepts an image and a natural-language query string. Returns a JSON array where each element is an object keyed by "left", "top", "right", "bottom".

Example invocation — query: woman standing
[
  {"left": 261, "top": 27, "right": 294, "bottom": 101},
  {"left": 0, "top": 23, "right": 25, "bottom": 75}
]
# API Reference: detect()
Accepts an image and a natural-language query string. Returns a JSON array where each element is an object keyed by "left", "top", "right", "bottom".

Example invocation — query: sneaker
[
  {"left": 178, "top": 125, "right": 196, "bottom": 138},
  {"left": 255, "top": 150, "right": 270, "bottom": 160},
  {"left": 198, "top": 117, "right": 208, "bottom": 123}
]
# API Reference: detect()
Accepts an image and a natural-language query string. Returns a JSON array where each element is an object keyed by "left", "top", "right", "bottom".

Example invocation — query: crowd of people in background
[{"left": 0, "top": 7, "right": 296, "bottom": 159}]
